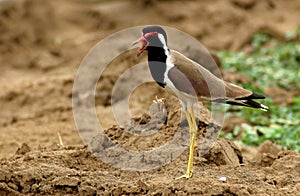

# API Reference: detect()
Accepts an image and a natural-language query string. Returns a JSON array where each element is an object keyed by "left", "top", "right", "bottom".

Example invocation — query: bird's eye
[{"left": 143, "top": 40, "right": 148, "bottom": 45}]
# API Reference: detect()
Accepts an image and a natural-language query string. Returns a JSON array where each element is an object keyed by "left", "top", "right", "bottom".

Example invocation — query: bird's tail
[
  {"left": 224, "top": 99, "right": 268, "bottom": 111},
  {"left": 212, "top": 93, "right": 268, "bottom": 111}
]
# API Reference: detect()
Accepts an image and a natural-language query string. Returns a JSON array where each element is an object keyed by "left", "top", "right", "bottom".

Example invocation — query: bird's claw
[{"left": 175, "top": 172, "right": 193, "bottom": 180}]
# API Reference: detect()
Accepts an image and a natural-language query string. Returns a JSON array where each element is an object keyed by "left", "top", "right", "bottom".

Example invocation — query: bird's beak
[
  {"left": 131, "top": 36, "right": 148, "bottom": 57},
  {"left": 131, "top": 38, "right": 140, "bottom": 47}
]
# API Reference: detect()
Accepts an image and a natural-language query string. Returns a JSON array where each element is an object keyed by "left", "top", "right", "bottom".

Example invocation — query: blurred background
[
  {"left": 0, "top": 0, "right": 299, "bottom": 158},
  {"left": 1, "top": 0, "right": 300, "bottom": 195}
]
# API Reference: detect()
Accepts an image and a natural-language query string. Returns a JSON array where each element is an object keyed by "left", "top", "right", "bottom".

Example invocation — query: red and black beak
[
  {"left": 132, "top": 32, "right": 158, "bottom": 57},
  {"left": 132, "top": 36, "right": 149, "bottom": 57}
]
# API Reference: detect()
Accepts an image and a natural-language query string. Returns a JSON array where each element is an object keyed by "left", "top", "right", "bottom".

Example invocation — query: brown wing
[
  {"left": 168, "top": 50, "right": 268, "bottom": 110},
  {"left": 168, "top": 50, "right": 253, "bottom": 99}
]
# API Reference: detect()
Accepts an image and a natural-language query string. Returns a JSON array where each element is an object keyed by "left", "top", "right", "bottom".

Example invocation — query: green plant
[{"left": 218, "top": 31, "right": 300, "bottom": 152}]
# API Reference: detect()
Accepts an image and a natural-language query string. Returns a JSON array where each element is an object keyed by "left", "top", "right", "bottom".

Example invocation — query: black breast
[{"left": 147, "top": 46, "right": 167, "bottom": 88}]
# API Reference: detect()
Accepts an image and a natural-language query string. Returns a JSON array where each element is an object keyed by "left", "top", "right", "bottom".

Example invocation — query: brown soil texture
[{"left": 1, "top": 0, "right": 300, "bottom": 195}]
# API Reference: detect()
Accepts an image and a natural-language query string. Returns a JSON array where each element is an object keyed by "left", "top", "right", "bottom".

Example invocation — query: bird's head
[{"left": 132, "top": 26, "right": 168, "bottom": 57}]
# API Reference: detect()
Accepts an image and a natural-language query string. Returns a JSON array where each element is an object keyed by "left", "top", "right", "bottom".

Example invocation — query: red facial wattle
[{"left": 135, "top": 31, "right": 158, "bottom": 57}]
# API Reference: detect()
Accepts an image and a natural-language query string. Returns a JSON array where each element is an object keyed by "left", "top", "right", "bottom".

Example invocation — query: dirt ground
[{"left": 0, "top": 0, "right": 300, "bottom": 195}]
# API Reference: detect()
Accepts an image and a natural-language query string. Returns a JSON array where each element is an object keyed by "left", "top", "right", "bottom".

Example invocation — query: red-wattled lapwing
[{"left": 132, "top": 26, "right": 268, "bottom": 179}]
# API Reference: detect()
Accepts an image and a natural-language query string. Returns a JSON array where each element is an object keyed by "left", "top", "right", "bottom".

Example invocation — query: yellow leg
[
  {"left": 184, "top": 110, "right": 193, "bottom": 132},
  {"left": 176, "top": 108, "right": 198, "bottom": 179},
  {"left": 190, "top": 107, "right": 198, "bottom": 131}
]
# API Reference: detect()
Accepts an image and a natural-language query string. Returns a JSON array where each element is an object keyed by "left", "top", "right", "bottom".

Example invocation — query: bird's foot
[{"left": 175, "top": 171, "right": 193, "bottom": 180}]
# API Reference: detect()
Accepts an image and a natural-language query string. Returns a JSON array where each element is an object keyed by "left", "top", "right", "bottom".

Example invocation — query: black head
[
  {"left": 142, "top": 26, "right": 168, "bottom": 44},
  {"left": 133, "top": 26, "right": 168, "bottom": 57}
]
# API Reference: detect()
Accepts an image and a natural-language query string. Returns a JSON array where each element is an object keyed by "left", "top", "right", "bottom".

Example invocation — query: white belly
[{"left": 164, "top": 77, "right": 198, "bottom": 109}]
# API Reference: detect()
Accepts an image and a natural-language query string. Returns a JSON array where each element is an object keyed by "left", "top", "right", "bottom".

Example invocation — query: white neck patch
[
  {"left": 157, "top": 33, "right": 174, "bottom": 87},
  {"left": 158, "top": 33, "right": 169, "bottom": 56}
]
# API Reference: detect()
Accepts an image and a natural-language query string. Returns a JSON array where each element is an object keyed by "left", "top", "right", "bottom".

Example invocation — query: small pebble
[{"left": 219, "top": 176, "right": 227, "bottom": 182}]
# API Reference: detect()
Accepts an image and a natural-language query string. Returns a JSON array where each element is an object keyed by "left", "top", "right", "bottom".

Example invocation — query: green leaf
[{"left": 218, "top": 29, "right": 300, "bottom": 152}]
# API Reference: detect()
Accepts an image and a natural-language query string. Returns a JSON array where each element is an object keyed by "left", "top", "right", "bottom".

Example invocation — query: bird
[{"left": 132, "top": 26, "right": 268, "bottom": 179}]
